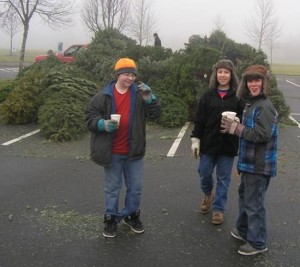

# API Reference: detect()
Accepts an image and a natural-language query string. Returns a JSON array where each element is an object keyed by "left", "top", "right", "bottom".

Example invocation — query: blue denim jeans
[
  {"left": 236, "top": 172, "right": 271, "bottom": 249},
  {"left": 103, "top": 154, "right": 144, "bottom": 220},
  {"left": 198, "top": 154, "right": 234, "bottom": 212}
]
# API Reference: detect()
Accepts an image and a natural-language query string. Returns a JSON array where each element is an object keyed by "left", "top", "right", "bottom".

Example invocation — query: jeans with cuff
[
  {"left": 198, "top": 153, "right": 234, "bottom": 212},
  {"left": 103, "top": 154, "right": 144, "bottom": 221}
]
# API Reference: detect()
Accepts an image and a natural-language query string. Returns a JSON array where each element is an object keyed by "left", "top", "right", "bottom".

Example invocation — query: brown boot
[
  {"left": 212, "top": 211, "right": 224, "bottom": 225},
  {"left": 200, "top": 193, "right": 214, "bottom": 214}
]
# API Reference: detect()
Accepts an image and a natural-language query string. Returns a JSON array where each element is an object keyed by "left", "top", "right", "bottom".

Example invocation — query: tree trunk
[
  {"left": 19, "top": 23, "right": 29, "bottom": 72},
  {"left": 10, "top": 31, "right": 13, "bottom": 56}
]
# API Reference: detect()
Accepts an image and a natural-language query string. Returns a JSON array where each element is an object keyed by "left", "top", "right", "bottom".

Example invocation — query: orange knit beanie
[{"left": 114, "top": 58, "right": 137, "bottom": 75}]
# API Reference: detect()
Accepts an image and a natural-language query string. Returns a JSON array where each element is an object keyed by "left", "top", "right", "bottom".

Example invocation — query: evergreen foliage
[
  {"left": 0, "top": 57, "right": 67, "bottom": 124},
  {"left": 132, "top": 46, "right": 173, "bottom": 62},
  {"left": 38, "top": 71, "right": 98, "bottom": 141},
  {"left": 164, "top": 46, "right": 221, "bottom": 120},
  {"left": 156, "top": 86, "right": 188, "bottom": 127},
  {"left": 0, "top": 58, "right": 98, "bottom": 141},
  {"left": 0, "top": 28, "right": 292, "bottom": 142},
  {"left": 0, "top": 80, "right": 14, "bottom": 103},
  {"left": 137, "top": 57, "right": 172, "bottom": 83},
  {"left": 75, "top": 28, "right": 138, "bottom": 85},
  {"left": 269, "top": 77, "right": 291, "bottom": 122},
  {"left": 0, "top": 67, "right": 45, "bottom": 124}
]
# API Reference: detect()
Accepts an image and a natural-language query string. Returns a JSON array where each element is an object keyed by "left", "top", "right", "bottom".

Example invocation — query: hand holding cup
[
  {"left": 111, "top": 114, "right": 121, "bottom": 123},
  {"left": 111, "top": 114, "right": 121, "bottom": 129}
]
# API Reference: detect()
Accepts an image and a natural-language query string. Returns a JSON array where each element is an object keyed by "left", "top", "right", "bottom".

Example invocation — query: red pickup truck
[{"left": 34, "top": 44, "right": 88, "bottom": 63}]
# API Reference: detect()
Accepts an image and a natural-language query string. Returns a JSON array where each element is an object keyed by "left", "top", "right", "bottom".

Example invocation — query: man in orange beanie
[{"left": 86, "top": 58, "right": 161, "bottom": 238}]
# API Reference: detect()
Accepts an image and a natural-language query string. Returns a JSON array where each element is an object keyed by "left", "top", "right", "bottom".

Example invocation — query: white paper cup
[
  {"left": 111, "top": 114, "right": 121, "bottom": 123},
  {"left": 222, "top": 111, "right": 236, "bottom": 120}
]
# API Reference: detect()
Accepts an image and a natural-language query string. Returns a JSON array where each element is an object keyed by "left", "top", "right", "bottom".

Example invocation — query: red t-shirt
[{"left": 112, "top": 88, "right": 130, "bottom": 154}]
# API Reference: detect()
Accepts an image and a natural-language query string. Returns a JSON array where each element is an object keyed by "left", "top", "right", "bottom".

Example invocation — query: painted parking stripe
[
  {"left": 0, "top": 68, "right": 11, "bottom": 72},
  {"left": 1, "top": 129, "right": 40, "bottom": 146},
  {"left": 286, "top": 80, "right": 300, "bottom": 88},
  {"left": 7, "top": 68, "right": 19, "bottom": 72},
  {"left": 289, "top": 115, "right": 300, "bottom": 128},
  {"left": 167, "top": 122, "right": 190, "bottom": 157},
  {"left": 0, "top": 68, "right": 18, "bottom": 72}
]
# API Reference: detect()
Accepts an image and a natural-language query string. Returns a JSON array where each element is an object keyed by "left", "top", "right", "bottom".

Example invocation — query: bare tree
[
  {"left": 0, "top": 9, "right": 21, "bottom": 56},
  {"left": 128, "top": 0, "right": 156, "bottom": 46},
  {"left": 266, "top": 19, "right": 281, "bottom": 65},
  {"left": 0, "top": 0, "right": 73, "bottom": 71},
  {"left": 245, "top": 0, "right": 281, "bottom": 50},
  {"left": 81, "top": 0, "right": 130, "bottom": 34},
  {"left": 213, "top": 14, "right": 225, "bottom": 32}
]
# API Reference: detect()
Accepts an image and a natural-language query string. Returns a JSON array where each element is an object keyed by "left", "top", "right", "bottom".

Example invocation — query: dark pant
[{"left": 236, "top": 172, "right": 271, "bottom": 249}]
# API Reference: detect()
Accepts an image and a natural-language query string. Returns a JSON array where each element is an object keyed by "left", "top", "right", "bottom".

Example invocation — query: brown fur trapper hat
[
  {"left": 237, "top": 65, "right": 270, "bottom": 99},
  {"left": 209, "top": 59, "right": 239, "bottom": 91}
]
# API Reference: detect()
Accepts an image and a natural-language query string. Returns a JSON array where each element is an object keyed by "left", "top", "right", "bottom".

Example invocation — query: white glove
[
  {"left": 220, "top": 117, "right": 245, "bottom": 137},
  {"left": 234, "top": 117, "right": 240, "bottom": 123},
  {"left": 191, "top": 137, "right": 200, "bottom": 159}
]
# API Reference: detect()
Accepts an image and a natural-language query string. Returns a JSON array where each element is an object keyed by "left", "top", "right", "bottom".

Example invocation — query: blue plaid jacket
[{"left": 238, "top": 94, "right": 278, "bottom": 177}]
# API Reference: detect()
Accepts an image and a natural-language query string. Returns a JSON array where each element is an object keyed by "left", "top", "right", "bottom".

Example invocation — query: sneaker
[
  {"left": 212, "top": 211, "right": 224, "bottom": 225},
  {"left": 231, "top": 228, "right": 246, "bottom": 242},
  {"left": 200, "top": 193, "right": 214, "bottom": 214},
  {"left": 103, "top": 215, "right": 117, "bottom": 238},
  {"left": 123, "top": 210, "right": 145, "bottom": 234},
  {"left": 238, "top": 243, "right": 268, "bottom": 256}
]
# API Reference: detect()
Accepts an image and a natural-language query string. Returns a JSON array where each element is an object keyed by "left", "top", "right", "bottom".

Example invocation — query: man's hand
[
  {"left": 97, "top": 119, "right": 119, "bottom": 133},
  {"left": 220, "top": 117, "right": 245, "bottom": 137},
  {"left": 191, "top": 137, "right": 200, "bottom": 159}
]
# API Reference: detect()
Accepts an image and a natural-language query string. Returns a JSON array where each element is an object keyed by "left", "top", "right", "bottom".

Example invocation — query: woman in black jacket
[{"left": 191, "top": 59, "right": 244, "bottom": 225}]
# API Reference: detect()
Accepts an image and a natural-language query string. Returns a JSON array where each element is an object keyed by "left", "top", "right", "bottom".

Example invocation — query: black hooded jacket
[{"left": 191, "top": 88, "right": 245, "bottom": 156}]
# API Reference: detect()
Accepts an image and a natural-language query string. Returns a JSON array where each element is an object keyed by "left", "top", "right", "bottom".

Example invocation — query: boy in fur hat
[
  {"left": 191, "top": 59, "right": 245, "bottom": 225},
  {"left": 221, "top": 64, "right": 278, "bottom": 255},
  {"left": 86, "top": 58, "right": 161, "bottom": 238}
]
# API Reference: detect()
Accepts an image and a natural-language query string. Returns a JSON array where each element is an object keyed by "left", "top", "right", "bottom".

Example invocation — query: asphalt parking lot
[{"left": 1, "top": 121, "right": 300, "bottom": 267}]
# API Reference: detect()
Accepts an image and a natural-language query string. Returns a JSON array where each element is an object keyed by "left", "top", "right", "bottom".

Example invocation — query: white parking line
[
  {"left": 286, "top": 80, "right": 300, "bottom": 88},
  {"left": 289, "top": 115, "right": 300, "bottom": 128},
  {"left": 0, "top": 68, "right": 19, "bottom": 72},
  {"left": 167, "top": 122, "right": 190, "bottom": 157},
  {"left": 1, "top": 129, "right": 40, "bottom": 146},
  {"left": 8, "top": 68, "right": 19, "bottom": 72}
]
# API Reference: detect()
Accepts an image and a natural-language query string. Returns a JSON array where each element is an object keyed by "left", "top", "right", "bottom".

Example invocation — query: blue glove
[
  {"left": 97, "top": 119, "right": 118, "bottom": 133},
  {"left": 138, "top": 82, "right": 153, "bottom": 103}
]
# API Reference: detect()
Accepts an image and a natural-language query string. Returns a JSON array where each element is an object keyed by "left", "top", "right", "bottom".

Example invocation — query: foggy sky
[{"left": 0, "top": 0, "right": 299, "bottom": 64}]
